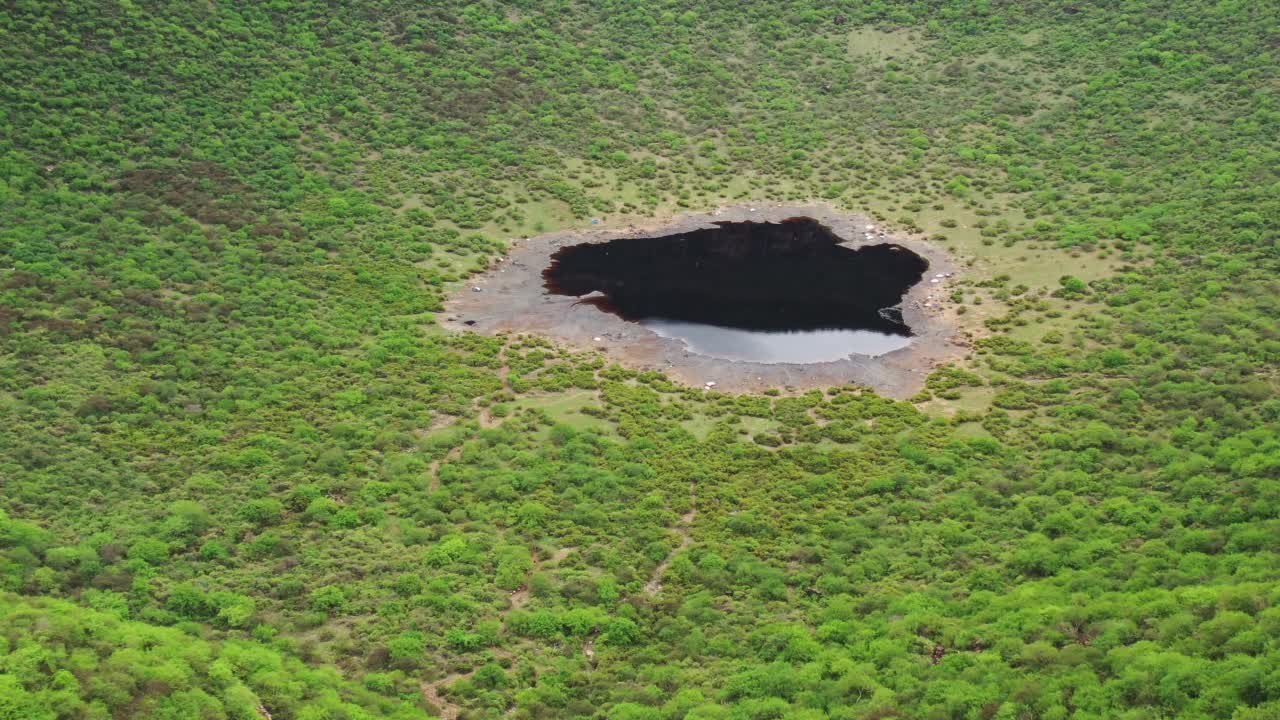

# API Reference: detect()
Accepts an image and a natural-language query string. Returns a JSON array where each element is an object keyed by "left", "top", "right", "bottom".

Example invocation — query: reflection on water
[
  {"left": 543, "top": 217, "right": 928, "bottom": 364},
  {"left": 643, "top": 319, "right": 912, "bottom": 364}
]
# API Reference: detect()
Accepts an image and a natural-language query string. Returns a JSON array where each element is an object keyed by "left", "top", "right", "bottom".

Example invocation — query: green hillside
[{"left": 1, "top": 1, "right": 1277, "bottom": 718}]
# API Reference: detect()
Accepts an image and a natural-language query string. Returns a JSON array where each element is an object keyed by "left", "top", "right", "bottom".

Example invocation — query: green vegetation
[
  {"left": 2, "top": 1, "right": 1277, "bottom": 719},
  {"left": 0, "top": 593, "right": 428, "bottom": 720}
]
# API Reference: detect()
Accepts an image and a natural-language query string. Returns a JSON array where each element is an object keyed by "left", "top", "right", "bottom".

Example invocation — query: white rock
[
  {"left": 593, "top": 337, "right": 602, "bottom": 342},
  {"left": 705, "top": 381, "right": 716, "bottom": 387}
]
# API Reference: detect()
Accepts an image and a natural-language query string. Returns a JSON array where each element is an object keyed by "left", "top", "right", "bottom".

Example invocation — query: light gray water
[{"left": 642, "top": 318, "right": 912, "bottom": 364}]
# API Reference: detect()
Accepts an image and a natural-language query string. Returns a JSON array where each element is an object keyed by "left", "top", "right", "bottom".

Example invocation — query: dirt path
[
  {"left": 506, "top": 546, "right": 572, "bottom": 610},
  {"left": 421, "top": 545, "right": 576, "bottom": 716},
  {"left": 419, "top": 447, "right": 477, "bottom": 717},
  {"left": 420, "top": 671, "right": 473, "bottom": 720},
  {"left": 420, "top": 356, "right": 568, "bottom": 716},
  {"left": 478, "top": 360, "right": 513, "bottom": 429},
  {"left": 507, "top": 586, "right": 530, "bottom": 610},
  {"left": 427, "top": 444, "right": 463, "bottom": 493},
  {"left": 643, "top": 483, "right": 697, "bottom": 596}
]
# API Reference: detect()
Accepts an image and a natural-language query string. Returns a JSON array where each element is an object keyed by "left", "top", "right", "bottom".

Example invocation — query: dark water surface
[{"left": 543, "top": 218, "right": 928, "bottom": 363}]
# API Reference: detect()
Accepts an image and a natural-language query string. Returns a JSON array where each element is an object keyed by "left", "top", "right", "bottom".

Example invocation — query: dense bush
[{"left": 1, "top": 0, "right": 1276, "bottom": 718}]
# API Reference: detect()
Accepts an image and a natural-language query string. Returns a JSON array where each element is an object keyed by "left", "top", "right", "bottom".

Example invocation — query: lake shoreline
[{"left": 442, "top": 202, "right": 970, "bottom": 397}]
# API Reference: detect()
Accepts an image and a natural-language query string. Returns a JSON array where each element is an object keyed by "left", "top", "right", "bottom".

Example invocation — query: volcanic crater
[{"left": 443, "top": 204, "right": 965, "bottom": 396}]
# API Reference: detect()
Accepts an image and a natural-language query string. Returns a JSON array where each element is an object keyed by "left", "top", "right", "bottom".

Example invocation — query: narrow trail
[
  {"left": 421, "top": 545, "right": 575, "bottom": 716},
  {"left": 478, "top": 361, "right": 512, "bottom": 429},
  {"left": 420, "top": 672, "right": 471, "bottom": 720},
  {"left": 643, "top": 482, "right": 697, "bottom": 596},
  {"left": 421, "top": 350, "right": 573, "bottom": 714},
  {"left": 427, "top": 444, "right": 463, "bottom": 493},
  {"left": 506, "top": 546, "right": 572, "bottom": 611},
  {"left": 419, "top": 452, "right": 475, "bottom": 719},
  {"left": 429, "top": 359, "right": 513, "bottom": 490}
]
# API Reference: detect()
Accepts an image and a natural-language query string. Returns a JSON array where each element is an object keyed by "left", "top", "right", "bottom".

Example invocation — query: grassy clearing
[
  {"left": 510, "top": 390, "right": 613, "bottom": 434},
  {"left": 679, "top": 413, "right": 721, "bottom": 440},
  {"left": 681, "top": 413, "right": 782, "bottom": 441},
  {"left": 915, "top": 385, "right": 998, "bottom": 416},
  {"left": 846, "top": 27, "right": 928, "bottom": 60}
]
